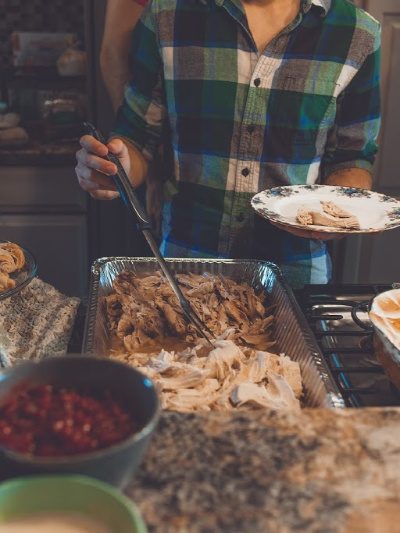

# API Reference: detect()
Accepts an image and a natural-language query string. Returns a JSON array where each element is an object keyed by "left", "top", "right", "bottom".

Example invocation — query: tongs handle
[
  {"left": 84, "top": 122, "right": 151, "bottom": 230},
  {"left": 83, "top": 122, "right": 214, "bottom": 347}
]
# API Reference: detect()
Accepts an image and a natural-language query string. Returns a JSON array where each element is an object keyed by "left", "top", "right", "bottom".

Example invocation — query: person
[
  {"left": 76, "top": 0, "right": 380, "bottom": 288},
  {"left": 100, "top": 0, "right": 147, "bottom": 111},
  {"left": 100, "top": 0, "right": 165, "bottom": 234}
]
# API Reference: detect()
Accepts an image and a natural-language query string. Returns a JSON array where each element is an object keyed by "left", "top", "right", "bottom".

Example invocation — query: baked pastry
[
  {"left": 0, "top": 242, "right": 25, "bottom": 270},
  {"left": 369, "top": 289, "right": 400, "bottom": 389},
  {"left": 0, "top": 242, "right": 25, "bottom": 294},
  {"left": 0, "top": 272, "right": 16, "bottom": 291}
]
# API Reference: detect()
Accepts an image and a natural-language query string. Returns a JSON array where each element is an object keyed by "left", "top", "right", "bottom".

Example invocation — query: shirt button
[
  {"left": 254, "top": 78, "right": 261, "bottom": 87},
  {"left": 236, "top": 213, "right": 245, "bottom": 222},
  {"left": 241, "top": 168, "right": 250, "bottom": 177}
]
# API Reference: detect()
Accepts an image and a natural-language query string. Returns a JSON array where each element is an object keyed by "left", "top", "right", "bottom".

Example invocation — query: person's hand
[
  {"left": 270, "top": 221, "right": 345, "bottom": 241},
  {"left": 75, "top": 135, "right": 131, "bottom": 200}
]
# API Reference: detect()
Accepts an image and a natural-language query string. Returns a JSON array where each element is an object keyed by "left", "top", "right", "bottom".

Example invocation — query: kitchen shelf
[
  {"left": 1, "top": 67, "right": 86, "bottom": 90},
  {"left": 0, "top": 140, "right": 78, "bottom": 166}
]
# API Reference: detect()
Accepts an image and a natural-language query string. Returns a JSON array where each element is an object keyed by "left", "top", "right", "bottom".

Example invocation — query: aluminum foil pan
[{"left": 83, "top": 258, "right": 345, "bottom": 409}]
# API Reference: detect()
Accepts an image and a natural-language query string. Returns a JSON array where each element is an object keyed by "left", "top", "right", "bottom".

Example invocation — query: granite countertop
[
  {"left": 127, "top": 408, "right": 400, "bottom": 533},
  {"left": 65, "top": 296, "right": 399, "bottom": 531}
]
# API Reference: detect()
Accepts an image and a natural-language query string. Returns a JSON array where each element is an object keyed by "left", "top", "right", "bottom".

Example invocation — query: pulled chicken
[{"left": 105, "top": 272, "right": 276, "bottom": 353}]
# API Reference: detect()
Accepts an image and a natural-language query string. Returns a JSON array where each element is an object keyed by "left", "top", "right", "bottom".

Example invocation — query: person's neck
[
  {"left": 242, "top": 0, "right": 300, "bottom": 7},
  {"left": 241, "top": 0, "right": 301, "bottom": 52}
]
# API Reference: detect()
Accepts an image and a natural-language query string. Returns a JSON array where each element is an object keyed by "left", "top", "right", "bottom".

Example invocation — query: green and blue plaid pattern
[{"left": 113, "top": 0, "right": 381, "bottom": 287}]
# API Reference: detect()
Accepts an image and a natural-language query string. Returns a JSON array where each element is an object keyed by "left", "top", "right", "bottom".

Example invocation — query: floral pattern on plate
[{"left": 251, "top": 185, "right": 400, "bottom": 235}]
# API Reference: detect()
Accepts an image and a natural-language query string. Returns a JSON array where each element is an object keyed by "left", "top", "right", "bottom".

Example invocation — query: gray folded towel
[{"left": 0, "top": 278, "right": 80, "bottom": 367}]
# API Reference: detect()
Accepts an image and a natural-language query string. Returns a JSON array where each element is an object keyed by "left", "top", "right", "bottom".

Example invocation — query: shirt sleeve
[
  {"left": 322, "top": 28, "right": 381, "bottom": 179},
  {"left": 112, "top": 4, "right": 165, "bottom": 161}
]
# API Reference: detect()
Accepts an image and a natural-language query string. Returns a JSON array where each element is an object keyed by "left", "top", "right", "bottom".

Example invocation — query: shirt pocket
[{"left": 268, "top": 76, "right": 340, "bottom": 146}]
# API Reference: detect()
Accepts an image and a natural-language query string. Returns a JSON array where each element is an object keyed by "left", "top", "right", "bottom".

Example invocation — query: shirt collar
[
  {"left": 213, "top": 1, "right": 331, "bottom": 15},
  {"left": 303, "top": 0, "right": 331, "bottom": 15}
]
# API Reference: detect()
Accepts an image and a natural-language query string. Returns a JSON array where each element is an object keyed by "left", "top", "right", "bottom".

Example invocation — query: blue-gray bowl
[{"left": 0, "top": 356, "right": 160, "bottom": 488}]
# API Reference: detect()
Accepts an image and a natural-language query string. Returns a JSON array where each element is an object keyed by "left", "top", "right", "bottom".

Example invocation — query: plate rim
[{"left": 251, "top": 185, "right": 400, "bottom": 234}]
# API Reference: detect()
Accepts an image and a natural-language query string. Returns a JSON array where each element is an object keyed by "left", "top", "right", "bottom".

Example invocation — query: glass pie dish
[
  {"left": 0, "top": 242, "right": 37, "bottom": 301},
  {"left": 369, "top": 288, "right": 400, "bottom": 390}
]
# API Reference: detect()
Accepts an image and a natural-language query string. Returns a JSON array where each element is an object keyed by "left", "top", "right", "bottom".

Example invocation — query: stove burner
[
  {"left": 359, "top": 335, "right": 373, "bottom": 351},
  {"left": 351, "top": 301, "right": 373, "bottom": 332},
  {"left": 295, "top": 284, "right": 400, "bottom": 408}
]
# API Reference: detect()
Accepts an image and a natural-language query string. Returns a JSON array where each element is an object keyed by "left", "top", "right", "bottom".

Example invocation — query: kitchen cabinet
[
  {"left": 0, "top": 165, "right": 89, "bottom": 296},
  {"left": 0, "top": 166, "right": 85, "bottom": 213},
  {"left": 334, "top": 0, "right": 400, "bottom": 284},
  {"left": 0, "top": 0, "right": 91, "bottom": 296}
]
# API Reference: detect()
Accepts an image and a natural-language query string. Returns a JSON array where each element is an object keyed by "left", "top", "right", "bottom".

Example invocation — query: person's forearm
[
  {"left": 325, "top": 168, "right": 373, "bottom": 190},
  {"left": 100, "top": 0, "right": 144, "bottom": 111},
  {"left": 124, "top": 139, "right": 149, "bottom": 188},
  {"left": 100, "top": 51, "right": 131, "bottom": 111}
]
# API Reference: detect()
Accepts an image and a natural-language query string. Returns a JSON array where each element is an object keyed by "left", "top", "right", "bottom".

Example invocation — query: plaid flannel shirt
[{"left": 113, "top": 0, "right": 381, "bottom": 287}]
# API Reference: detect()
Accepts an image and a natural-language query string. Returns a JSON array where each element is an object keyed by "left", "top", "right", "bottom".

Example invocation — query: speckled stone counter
[{"left": 127, "top": 408, "right": 400, "bottom": 533}]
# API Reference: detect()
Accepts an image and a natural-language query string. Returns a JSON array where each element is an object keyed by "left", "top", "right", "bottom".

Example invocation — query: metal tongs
[{"left": 84, "top": 122, "right": 214, "bottom": 347}]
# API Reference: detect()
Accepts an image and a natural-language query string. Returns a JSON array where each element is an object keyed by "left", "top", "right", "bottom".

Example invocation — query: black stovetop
[{"left": 295, "top": 284, "right": 400, "bottom": 408}]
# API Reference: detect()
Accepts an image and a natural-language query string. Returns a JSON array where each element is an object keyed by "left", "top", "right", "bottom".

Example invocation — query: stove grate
[{"left": 295, "top": 284, "right": 400, "bottom": 408}]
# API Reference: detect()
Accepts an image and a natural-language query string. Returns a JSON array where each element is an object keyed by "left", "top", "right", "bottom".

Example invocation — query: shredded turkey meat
[
  {"left": 106, "top": 271, "right": 303, "bottom": 411},
  {"left": 112, "top": 338, "right": 302, "bottom": 411},
  {"left": 105, "top": 271, "right": 276, "bottom": 353}
]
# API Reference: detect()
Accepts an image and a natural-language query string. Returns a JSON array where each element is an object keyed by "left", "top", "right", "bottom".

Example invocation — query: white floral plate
[{"left": 251, "top": 185, "right": 400, "bottom": 234}]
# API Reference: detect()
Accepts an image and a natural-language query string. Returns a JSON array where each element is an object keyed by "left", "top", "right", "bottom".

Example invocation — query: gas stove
[{"left": 295, "top": 284, "right": 400, "bottom": 408}]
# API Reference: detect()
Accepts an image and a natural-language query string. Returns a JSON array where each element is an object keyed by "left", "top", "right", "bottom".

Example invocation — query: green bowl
[{"left": 0, "top": 475, "right": 147, "bottom": 532}]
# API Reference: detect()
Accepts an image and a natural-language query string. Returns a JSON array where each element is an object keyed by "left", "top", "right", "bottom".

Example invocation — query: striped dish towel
[{"left": 0, "top": 278, "right": 80, "bottom": 367}]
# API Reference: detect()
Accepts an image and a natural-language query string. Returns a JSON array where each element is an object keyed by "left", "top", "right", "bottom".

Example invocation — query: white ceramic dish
[{"left": 251, "top": 185, "right": 400, "bottom": 235}]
